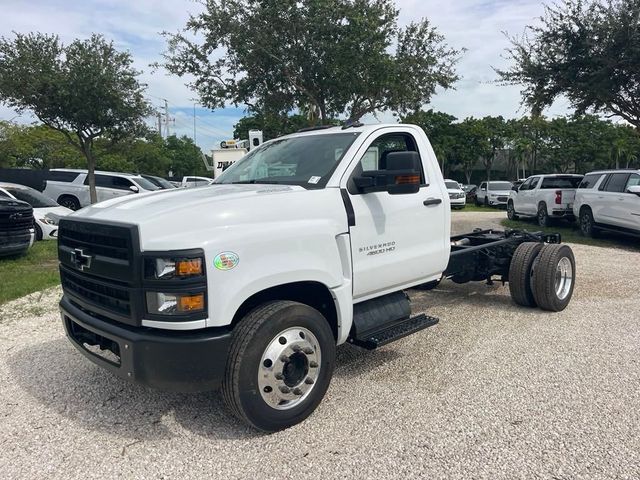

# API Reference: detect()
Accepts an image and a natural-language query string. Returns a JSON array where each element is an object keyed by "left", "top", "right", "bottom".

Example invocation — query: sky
[{"left": 0, "top": 0, "right": 572, "bottom": 152}]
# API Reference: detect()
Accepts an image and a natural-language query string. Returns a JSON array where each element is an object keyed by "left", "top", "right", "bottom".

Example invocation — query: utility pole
[
  {"left": 164, "top": 99, "right": 170, "bottom": 138},
  {"left": 193, "top": 103, "right": 197, "bottom": 144}
]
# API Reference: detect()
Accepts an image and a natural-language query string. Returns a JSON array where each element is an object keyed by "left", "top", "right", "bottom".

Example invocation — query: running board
[{"left": 348, "top": 314, "right": 439, "bottom": 350}]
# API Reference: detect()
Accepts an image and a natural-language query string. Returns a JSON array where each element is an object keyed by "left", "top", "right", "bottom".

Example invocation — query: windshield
[
  {"left": 5, "top": 186, "right": 58, "bottom": 208},
  {"left": 216, "top": 132, "right": 360, "bottom": 188},
  {"left": 445, "top": 181, "right": 460, "bottom": 190},
  {"left": 132, "top": 177, "right": 160, "bottom": 191},
  {"left": 488, "top": 181, "right": 512, "bottom": 190}
]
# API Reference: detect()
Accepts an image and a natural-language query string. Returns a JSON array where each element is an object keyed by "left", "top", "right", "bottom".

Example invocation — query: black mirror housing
[{"left": 353, "top": 151, "right": 422, "bottom": 195}]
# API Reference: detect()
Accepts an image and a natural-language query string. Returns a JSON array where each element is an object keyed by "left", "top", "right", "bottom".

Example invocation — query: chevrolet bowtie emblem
[{"left": 70, "top": 248, "right": 92, "bottom": 271}]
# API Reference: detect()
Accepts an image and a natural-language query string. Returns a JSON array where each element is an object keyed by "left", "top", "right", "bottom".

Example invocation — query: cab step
[{"left": 349, "top": 314, "right": 439, "bottom": 350}]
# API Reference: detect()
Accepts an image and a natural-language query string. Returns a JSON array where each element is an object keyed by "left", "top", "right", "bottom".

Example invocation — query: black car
[
  {"left": 0, "top": 198, "right": 34, "bottom": 257},
  {"left": 141, "top": 174, "right": 177, "bottom": 190}
]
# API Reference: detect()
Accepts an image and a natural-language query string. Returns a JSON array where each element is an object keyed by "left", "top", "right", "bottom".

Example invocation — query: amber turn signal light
[
  {"left": 395, "top": 175, "right": 420, "bottom": 185},
  {"left": 176, "top": 258, "right": 203, "bottom": 276},
  {"left": 177, "top": 293, "right": 205, "bottom": 312}
]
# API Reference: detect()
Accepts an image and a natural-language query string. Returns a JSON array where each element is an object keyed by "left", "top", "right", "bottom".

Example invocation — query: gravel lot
[{"left": 1, "top": 211, "right": 639, "bottom": 479}]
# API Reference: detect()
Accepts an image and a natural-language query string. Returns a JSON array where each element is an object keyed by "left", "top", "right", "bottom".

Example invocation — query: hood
[
  {"left": 33, "top": 205, "right": 72, "bottom": 218},
  {"left": 71, "top": 184, "right": 348, "bottom": 250}
]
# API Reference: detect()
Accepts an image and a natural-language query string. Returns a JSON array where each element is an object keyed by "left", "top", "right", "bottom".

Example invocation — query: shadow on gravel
[
  {"left": 7, "top": 337, "right": 408, "bottom": 441},
  {"left": 6, "top": 338, "right": 260, "bottom": 441}
]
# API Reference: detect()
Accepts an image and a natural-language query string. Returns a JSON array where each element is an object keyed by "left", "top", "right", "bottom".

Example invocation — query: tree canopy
[
  {"left": 162, "top": 0, "right": 462, "bottom": 124},
  {"left": 497, "top": 0, "right": 640, "bottom": 129},
  {"left": 0, "top": 33, "right": 152, "bottom": 202}
]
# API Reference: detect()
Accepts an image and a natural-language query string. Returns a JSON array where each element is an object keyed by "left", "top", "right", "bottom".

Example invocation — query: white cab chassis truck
[{"left": 58, "top": 124, "right": 576, "bottom": 431}]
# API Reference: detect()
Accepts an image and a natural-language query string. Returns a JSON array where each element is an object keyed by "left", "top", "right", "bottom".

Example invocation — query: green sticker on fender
[{"left": 214, "top": 251, "right": 239, "bottom": 270}]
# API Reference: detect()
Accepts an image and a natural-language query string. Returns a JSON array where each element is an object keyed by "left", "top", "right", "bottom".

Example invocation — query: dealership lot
[{"left": 0, "top": 211, "right": 638, "bottom": 479}]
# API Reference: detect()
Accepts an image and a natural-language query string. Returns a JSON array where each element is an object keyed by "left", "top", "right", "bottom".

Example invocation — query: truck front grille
[
  {"left": 61, "top": 267, "right": 131, "bottom": 316},
  {"left": 58, "top": 218, "right": 141, "bottom": 326}
]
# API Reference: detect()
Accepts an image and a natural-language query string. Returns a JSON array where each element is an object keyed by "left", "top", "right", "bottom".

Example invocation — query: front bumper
[
  {"left": 449, "top": 197, "right": 466, "bottom": 207},
  {"left": 488, "top": 197, "right": 508, "bottom": 206},
  {"left": 61, "top": 295, "right": 232, "bottom": 392}
]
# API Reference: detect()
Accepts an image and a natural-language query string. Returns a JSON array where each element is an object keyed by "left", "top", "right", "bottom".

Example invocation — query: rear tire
[
  {"left": 507, "top": 201, "right": 518, "bottom": 220},
  {"left": 222, "top": 300, "right": 336, "bottom": 432},
  {"left": 531, "top": 244, "right": 575, "bottom": 312},
  {"left": 58, "top": 195, "right": 80, "bottom": 211},
  {"left": 537, "top": 203, "right": 550, "bottom": 227},
  {"left": 508, "top": 242, "right": 544, "bottom": 307}
]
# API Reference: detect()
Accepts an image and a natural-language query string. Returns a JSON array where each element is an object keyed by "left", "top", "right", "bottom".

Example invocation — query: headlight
[
  {"left": 145, "top": 256, "right": 204, "bottom": 279},
  {"left": 42, "top": 215, "right": 58, "bottom": 225},
  {"left": 146, "top": 292, "right": 205, "bottom": 315}
]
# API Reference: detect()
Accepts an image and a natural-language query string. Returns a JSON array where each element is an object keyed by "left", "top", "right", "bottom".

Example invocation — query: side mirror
[
  {"left": 512, "top": 185, "right": 519, "bottom": 191},
  {"left": 130, "top": 185, "right": 139, "bottom": 193},
  {"left": 353, "top": 151, "right": 421, "bottom": 195},
  {"left": 627, "top": 185, "right": 640, "bottom": 196}
]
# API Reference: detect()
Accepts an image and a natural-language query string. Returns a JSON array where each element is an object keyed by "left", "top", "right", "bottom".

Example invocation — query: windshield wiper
[{"left": 229, "top": 179, "right": 281, "bottom": 185}]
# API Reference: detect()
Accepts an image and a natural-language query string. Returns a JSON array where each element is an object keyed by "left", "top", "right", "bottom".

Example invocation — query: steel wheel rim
[
  {"left": 554, "top": 256, "right": 573, "bottom": 300},
  {"left": 258, "top": 327, "right": 321, "bottom": 410}
]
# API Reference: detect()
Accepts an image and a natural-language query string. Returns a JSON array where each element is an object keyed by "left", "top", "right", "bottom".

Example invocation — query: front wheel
[
  {"left": 579, "top": 208, "right": 598, "bottom": 237},
  {"left": 507, "top": 201, "right": 518, "bottom": 220},
  {"left": 222, "top": 301, "right": 336, "bottom": 432}
]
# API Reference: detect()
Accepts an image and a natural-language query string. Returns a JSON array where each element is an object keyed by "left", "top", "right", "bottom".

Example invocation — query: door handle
[{"left": 423, "top": 198, "right": 442, "bottom": 206}]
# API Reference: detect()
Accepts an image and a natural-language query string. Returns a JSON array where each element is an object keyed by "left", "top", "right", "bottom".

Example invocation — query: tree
[
  {"left": 233, "top": 113, "right": 312, "bottom": 141},
  {"left": 452, "top": 118, "right": 491, "bottom": 185},
  {"left": 165, "top": 135, "right": 207, "bottom": 179},
  {"left": 403, "top": 109, "right": 457, "bottom": 174},
  {"left": 0, "top": 33, "right": 152, "bottom": 202},
  {"left": 479, "top": 116, "right": 507, "bottom": 182},
  {"left": 497, "top": 0, "right": 640, "bottom": 130},
  {"left": 162, "top": 0, "right": 462, "bottom": 124},
  {"left": 0, "top": 122, "right": 84, "bottom": 169}
]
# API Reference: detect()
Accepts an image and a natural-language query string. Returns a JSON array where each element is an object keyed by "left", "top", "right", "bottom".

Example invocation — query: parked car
[
  {"left": 444, "top": 179, "right": 466, "bottom": 209},
  {"left": 507, "top": 174, "right": 584, "bottom": 226},
  {"left": 181, "top": 176, "right": 215, "bottom": 188},
  {"left": 475, "top": 181, "right": 513, "bottom": 207},
  {"left": 464, "top": 185, "right": 477, "bottom": 204},
  {"left": 141, "top": 174, "right": 177, "bottom": 190},
  {"left": 573, "top": 169, "right": 640, "bottom": 238},
  {"left": 0, "top": 197, "right": 34, "bottom": 257},
  {"left": 43, "top": 169, "right": 160, "bottom": 210},
  {"left": 461, "top": 184, "right": 476, "bottom": 193},
  {"left": 0, "top": 182, "right": 72, "bottom": 240}
]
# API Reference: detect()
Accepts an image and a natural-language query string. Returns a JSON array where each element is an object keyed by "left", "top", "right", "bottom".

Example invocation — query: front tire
[
  {"left": 35, "top": 224, "right": 43, "bottom": 241},
  {"left": 579, "top": 208, "right": 598, "bottom": 237},
  {"left": 532, "top": 244, "right": 576, "bottom": 312},
  {"left": 222, "top": 301, "right": 336, "bottom": 432},
  {"left": 507, "top": 201, "right": 518, "bottom": 220}
]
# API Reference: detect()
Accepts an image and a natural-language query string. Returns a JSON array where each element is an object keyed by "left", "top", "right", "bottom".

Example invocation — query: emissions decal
[{"left": 214, "top": 251, "right": 239, "bottom": 270}]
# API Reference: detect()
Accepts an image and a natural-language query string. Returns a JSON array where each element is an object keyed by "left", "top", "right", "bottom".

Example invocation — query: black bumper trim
[{"left": 61, "top": 295, "right": 231, "bottom": 392}]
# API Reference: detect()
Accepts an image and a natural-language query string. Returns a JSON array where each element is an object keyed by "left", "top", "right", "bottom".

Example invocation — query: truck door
[
  {"left": 618, "top": 173, "right": 640, "bottom": 230},
  {"left": 342, "top": 129, "right": 448, "bottom": 300},
  {"left": 598, "top": 173, "right": 630, "bottom": 226}
]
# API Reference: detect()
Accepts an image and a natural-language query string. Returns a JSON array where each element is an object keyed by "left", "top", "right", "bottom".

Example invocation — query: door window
[
  {"left": 625, "top": 174, "right": 640, "bottom": 190},
  {"left": 529, "top": 177, "right": 540, "bottom": 189},
  {"left": 111, "top": 177, "right": 134, "bottom": 190},
  {"left": 348, "top": 132, "right": 425, "bottom": 193},
  {"left": 601, "top": 173, "right": 630, "bottom": 193},
  {"left": 518, "top": 178, "right": 532, "bottom": 191}
]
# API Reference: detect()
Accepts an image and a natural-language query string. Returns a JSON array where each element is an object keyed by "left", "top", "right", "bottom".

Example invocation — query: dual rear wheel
[{"left": 508, "top": 242, "right": 575, "bottom": 312}]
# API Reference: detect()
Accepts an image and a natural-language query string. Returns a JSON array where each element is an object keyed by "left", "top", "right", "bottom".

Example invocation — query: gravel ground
[{"left": 1, "top": 211, "right": 639, "bottom": 479}]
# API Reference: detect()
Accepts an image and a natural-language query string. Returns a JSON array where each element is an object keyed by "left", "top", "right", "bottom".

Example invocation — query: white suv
[
  {"left": 573, "top": 169, "right": 640, "bottom": 237},
  {"left": 43, "top": 169, "right": 160, "bottom": 210}
]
